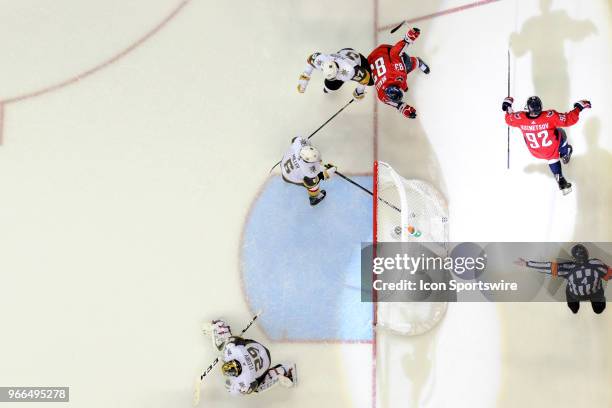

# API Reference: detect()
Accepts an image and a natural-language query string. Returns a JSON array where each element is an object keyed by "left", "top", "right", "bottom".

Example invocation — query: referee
[{"left": 515, "top": 244, "right": 611, "bottom": 314}]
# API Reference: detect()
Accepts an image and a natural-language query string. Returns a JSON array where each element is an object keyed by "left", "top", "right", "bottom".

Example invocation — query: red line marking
[
  {"left": 0, "top": 0, "right": 191, "bottom": 144},
  {"left": 372, "top": 3, "right": 503, "bottom": 405},
  {"left": 377, "top": 0, "right": 502, "bottom": 31},
  {"left": 372, "top": 161, "right": 379, "bottom": 408},
  {"left": 279, "top": 338, "right": 374, "bottom": 345},
  {"left": 0, "top": 103, "right": 4, "bottom": 146},
  {"left": 372, "top": 0, "right": 379, "bottom": 166},
  {"left": 372, "top": 0, "right": 379, "bottom": 405}
]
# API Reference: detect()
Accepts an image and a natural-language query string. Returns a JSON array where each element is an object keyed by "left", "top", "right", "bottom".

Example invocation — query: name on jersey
[{"left": 520, "top": 123, "right": 549, "bottom": 131}]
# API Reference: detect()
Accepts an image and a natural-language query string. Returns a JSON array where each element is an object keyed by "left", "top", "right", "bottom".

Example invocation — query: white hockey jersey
[
  {"left": 304, "top": 49, "right": 370, "bottom": 86},
  {"left": 223, "top": 340, "right": 271, "bottom": 395},
  {"left": 281, "top": 137, "right": 325, "bottom": 185}
]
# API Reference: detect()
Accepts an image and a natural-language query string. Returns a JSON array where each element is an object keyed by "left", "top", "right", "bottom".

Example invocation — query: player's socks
[
  {"left": 549, "top": 161, "right": 562, "bottom": 177},
  {"left": 561, "top": 145, "right": 573, "bottom": 164},
  {"left": 558, "top": 131, "right": 572, "bottom": 164}
]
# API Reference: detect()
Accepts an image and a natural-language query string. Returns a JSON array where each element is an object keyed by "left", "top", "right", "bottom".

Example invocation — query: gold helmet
[{"left": 221, "top": 360, "right": 242, "bottom": 377}]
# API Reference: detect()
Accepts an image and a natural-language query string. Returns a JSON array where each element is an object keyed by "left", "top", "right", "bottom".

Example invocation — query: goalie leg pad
[
  {"left": 211, "top": 319, "right": 232, "bottom": 351},
  {"left": 254, "top": 364, "right": 297, "bottom": 393},
  {"left": 278, "top": 363, "right": 297, "bottom": 388}
]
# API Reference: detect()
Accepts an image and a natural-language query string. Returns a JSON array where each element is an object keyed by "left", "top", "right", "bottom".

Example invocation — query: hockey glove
[
  {"left": 573, "top": 100, "right": 591, "bottom": 111},
  {"left": 353, "top": 87, "right": 366, "bottom": 100},
  {"left": 398, "top": 103, "right": 417, "bottom": 119},
  {"left": 404, "top": 27, "right": 421, "bottom": 43},
  {"left": 297, "top": 73, "right": 310, "bottom": 93},
  {"left": 502, "top": 96, "right": 514, "bottom": 112},
  {"left": 324, "top": 163, "right": 337, "bottom": 178}
]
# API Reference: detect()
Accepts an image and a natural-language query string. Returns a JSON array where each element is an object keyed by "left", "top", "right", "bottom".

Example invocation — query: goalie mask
[
  {"left": 571, "top": 244, "right": 589, "bottom": 266},
  {"left": 299, "top": 145, "right": 321, "bottom": 163},
  {"left": 385, "top": 86, "right": 403, "bottom": 103},
  {"left": 525, "top": 96, "right": 543, "bottom": 117},
  {"left": 221, "top": 360, "right": 242, "bottom": 377},
  {"left": 322, "top": 61, "right": 339, "bottom": 80}
]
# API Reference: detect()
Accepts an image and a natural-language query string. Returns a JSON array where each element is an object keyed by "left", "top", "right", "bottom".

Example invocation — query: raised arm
[
  {"left": 502, "top": 97, "right": 522, "bottom": 127},
  {"left": 297, "top": 52, "right": 326, "bottom": 93},
  {"left": 552, "top": 100, "right": 591, "bottom": 127},
  {"left": 389, "top": 27, "right": 421, "bottom": 60},
  {"left": 515, "top": 257, "right": 574, "bottom": 277}
]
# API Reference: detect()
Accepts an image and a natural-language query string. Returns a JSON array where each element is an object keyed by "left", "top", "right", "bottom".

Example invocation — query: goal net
[{"left": 373, "top": 161, "right": 449, "bottom": 336}]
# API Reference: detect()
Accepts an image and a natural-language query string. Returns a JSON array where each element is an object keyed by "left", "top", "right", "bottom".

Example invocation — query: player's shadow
[
  {"left": 510, "top": 0, "right": 597, "bottom": 108},
  {"left": 375, "top": 0, "right": 447, "bottom": 197},
  {"left": 568, "top": 119, "right": 612, "bottom": 240},
  {"left": 524, "top": 118, "right": 611, "bottom": 240},
  {"left": 400, "top": 319, "right": 443, "bottom": 408}
]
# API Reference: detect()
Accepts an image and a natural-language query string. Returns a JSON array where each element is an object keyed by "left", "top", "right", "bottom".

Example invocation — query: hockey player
[
  {"left": 367, "top": 27, "right": 430, "bottom": 119},
  {"left": 502, "top": 95, "right": 591, "bottom": 195},
  {"left": 280, "top": 136, "right": 337, "bottom": 206},
  {"left": 210, "top": 319, "right": 297, "bottom": 395},
  {"left": 297, "top": 48, "right": 373, "bottom": 100},
  {"left": 515, "top": 244, "right": 611, "bottom": 314}
]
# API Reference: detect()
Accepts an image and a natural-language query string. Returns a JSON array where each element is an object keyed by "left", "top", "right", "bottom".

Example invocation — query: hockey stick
[
  {"left": 506, "top": 49, "right": 510, "bottom": 169},
  {"left": 268, "top": 99, "right": 355, "bottom": 174},
  {"left": 336, "top": 170, "right": 423, "bottom": 237},
  {"left": 193, "top": 310, "right": 262, "bottom": 406},
  {"left": 390, "top": 21, "right": 405, "bottom": 34},
  {"left": 335, "top": 171, "right": 400, "bottom": 213}
]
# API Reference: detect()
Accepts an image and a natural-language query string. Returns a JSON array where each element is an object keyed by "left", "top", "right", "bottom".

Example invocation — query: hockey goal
[{"left": 373, "top": 161, "right": 449, "bottom": 335}]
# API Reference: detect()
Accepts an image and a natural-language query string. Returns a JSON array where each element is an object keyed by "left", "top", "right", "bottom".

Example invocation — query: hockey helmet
[
  {"left": 299, "top": 145, "right": 321, "bottom": 163},
  {"left": 221, "top": 360, "right": 242, "bottom": 377},
  {"left": 322, "top": 61, "right": 339, "bottom": 80},
  {"left": 571, "top": 244, "right": 589, "bottom": 265},
  {"left": 385, "top": 86, "right": 403, "bottom": 103},
  {"left": 525, "top": 96, "right": 543, "bottom": 117}
]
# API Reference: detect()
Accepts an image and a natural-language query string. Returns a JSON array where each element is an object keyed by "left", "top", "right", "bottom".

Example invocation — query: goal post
[
  {"left": 374, "top": 161, "right": 449, "bottom": 244},
  {"left": 373, "top": 161, "right": 450, "bottom": 335}
]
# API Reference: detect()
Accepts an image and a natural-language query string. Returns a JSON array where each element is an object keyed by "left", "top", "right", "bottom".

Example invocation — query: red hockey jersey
[
  {"left": 367, "top": 40, "right": 417, "bottom": 108},
  {"left": 505, "top": 108, "right": 581, "bottom": 160}
]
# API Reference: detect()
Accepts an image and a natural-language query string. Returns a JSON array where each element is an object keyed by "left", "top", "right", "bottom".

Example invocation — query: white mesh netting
[{"left": 375, "top": 161, "right": 449, "bottom": 336}]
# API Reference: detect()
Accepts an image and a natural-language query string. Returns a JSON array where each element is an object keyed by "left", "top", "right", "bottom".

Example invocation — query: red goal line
[{"left": 378, "top": 0, "right": 502, "bottom": 32}]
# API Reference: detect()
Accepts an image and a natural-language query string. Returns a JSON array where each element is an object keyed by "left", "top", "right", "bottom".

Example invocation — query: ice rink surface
[{"left": 0, "top": 0, "right": 611, "bottom": 407}]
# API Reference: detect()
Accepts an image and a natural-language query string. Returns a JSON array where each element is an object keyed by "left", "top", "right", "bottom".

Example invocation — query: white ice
[{"left": 0, "top": 1, "right": 610, "bottom": 407}]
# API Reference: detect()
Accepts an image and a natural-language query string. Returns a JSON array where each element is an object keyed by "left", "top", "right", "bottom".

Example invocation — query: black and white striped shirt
[{"left": 526, "top": 258, "right": 611, "bottom": 296}]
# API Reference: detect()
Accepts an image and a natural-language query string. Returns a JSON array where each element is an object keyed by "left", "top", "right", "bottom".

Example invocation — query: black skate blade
[{"left": 309, "top": 191, "right": 327, "bottom": 206}]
